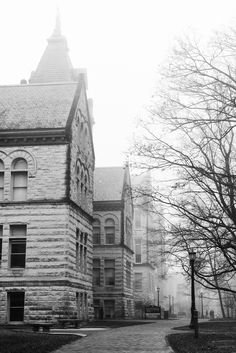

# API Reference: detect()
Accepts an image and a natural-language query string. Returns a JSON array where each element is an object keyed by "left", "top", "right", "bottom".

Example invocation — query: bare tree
[{"left": 132, "top": 29, "right": 236, "bottom": 295}]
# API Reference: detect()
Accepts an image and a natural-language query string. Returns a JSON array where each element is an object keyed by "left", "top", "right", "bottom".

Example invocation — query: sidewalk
[{"left": 51, "top": 319, "right": 188, "bottom": 353}]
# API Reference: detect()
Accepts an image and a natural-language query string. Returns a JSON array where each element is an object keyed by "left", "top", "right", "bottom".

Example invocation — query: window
[
  {"left": 127, "top": 300, "right": 132, "bottom": 317},
  {"left": 76, "top": 230, "right": 87, "bottom": 274},
  {"left": 135, "top": 239, "right": 142, "bottom": 263},
  {"left": 126, "top": 260, "right": 131, "bottom": 288},
  {"left": 104, "top": 259, "right": 115, "bottom": 286},
  {"left": 84, "top": 171, "right": 89, "bottom": 196},
  {"left": 134, "top": 272, "right": 142, "bottom": 291},
  {"left": 9, "top": 225, "right": 26, "bottom": 268},
  {"left": 105, "top": 218, "right": 115, "bottom": 244},
  {"left": 80, "top": 168, "right": 84, "bottom": 194},
  {"left": 93, "top": 219, "right": 101, "bottom": 244},
  {"left": 76, "top": 163, "right": 80, "bottom": 197},
  {"left": 135, "top": 209, "right": 141, "bottom": 228},
  {"left": 126, "top": 218, "right": 132, "bottom": 249},
  {"left": 0, "top": 225, "right": 2, "bottom": 264},
  {"left": 93, "top": 259, "right": 101, "bottom": 286},
  {"left": 0, "top": 160, "right": 4, "bottom": 200},
  {"left": 8, "top": 292, "right": 25, "bottom": 321},
  {"left": 11, "top": 158, "right": 28, "bottom": 201},
  {"left": 104, "top": 300, "right": 115, "bottom": 318},
  {"left": 76, "top": 292, "right": 88, "bottom": 320}
]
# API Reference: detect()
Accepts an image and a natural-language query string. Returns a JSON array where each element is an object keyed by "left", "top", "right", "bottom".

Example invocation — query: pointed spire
[
  {"left": 29, "top": 9, "right": 76, "bottom": 83},
  {"left": 52, "top": 8, "right": 61, "bottom": 37}
]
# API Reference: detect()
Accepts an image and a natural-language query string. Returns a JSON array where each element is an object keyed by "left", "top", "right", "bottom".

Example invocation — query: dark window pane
[
  {"left": 10, "top": 308, "right": 24, "bottom": 321},
  {"left": 104, "top": 300, "right": 115, "bottom": 318},
  {"left": 10, "top": 292, "right": 25, "bottom": 306},
  {"left": 9, "top": 292, "right": 25, "bottom": 321},
  {"left": 105, "top": 269, "right": 115, "bottom": 285},
  {"left": 11, "top": 254, "right": 26, "bottom": 268},
  {"left": 11, "top": 243, "right": 26, "bottom": 253}
]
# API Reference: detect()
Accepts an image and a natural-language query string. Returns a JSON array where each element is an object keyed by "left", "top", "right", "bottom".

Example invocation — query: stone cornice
[
  {"left": 133, "top": 262, "right": 156, "bottom": 270},
  {"left": 0, "top": 198, "right": 93, "bottom": 223},
  {"left": 2, "top": 279, "right": 92, "bottom": 290},
  {"left": 0, "top": 128, "right": 67, "bottom": 146},
  {"left": 93, "top": 200, "right": 123, "bottom": 211},
  {"left": 93, "top": 243, "right": 134, "bottom": 254}
]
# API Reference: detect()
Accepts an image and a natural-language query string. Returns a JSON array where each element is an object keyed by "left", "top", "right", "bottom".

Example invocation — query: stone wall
[
  {"left": 93, "top": 208, "right": 134, "bottom": 319},
  {"left": 0, "top": 202, "right": 94, "bottom": 322},
  {"left": 0, "top": 145, "right": 67, "bottom": 201}
]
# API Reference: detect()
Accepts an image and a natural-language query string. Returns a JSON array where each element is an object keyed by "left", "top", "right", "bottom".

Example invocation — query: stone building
[
  {"left": 0, "top": 17, "right": 95, "bottom": 323},
  {"left": 132, "top": 173, "right": 166, "bottom": 317},
  {"left": 92, "top": 166, "right": 134, "bottom": 319}
]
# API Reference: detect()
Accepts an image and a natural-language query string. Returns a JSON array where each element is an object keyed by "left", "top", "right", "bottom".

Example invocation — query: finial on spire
[{"left": 52, "top": 7, "right": 61, "bottom": 37}]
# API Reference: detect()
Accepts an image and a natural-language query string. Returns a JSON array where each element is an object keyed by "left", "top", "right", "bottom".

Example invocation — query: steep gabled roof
[
  {"left": 94, "top": 167, "right": 126, "bottom": 201},
  {"left": 0, "top": 82, "right": 78, "bottom": 130}
]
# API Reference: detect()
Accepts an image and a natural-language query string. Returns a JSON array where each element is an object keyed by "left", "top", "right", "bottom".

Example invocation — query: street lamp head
[
  {"left": 157, "top": 287, "right": 160, "bottom": 291},
  {"left": 189, "top": 249, "right": 197, "bottom": 261}
]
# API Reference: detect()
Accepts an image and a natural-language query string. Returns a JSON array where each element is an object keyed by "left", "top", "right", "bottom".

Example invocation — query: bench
[
  {"left": 58, "top": 318, "right": 82, "bottom": 328},
  {"left": 31, "top": 322, "right": 53, "bottom": 332}
]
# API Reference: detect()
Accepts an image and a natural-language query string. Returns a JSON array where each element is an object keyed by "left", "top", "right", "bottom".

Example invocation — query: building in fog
[
  {"left": 132, "top": 173, "right": 167, "bottom": 317},
  {"left": 92, "top": 166, "right": 134, "bottom": 318},
  {"left": 0, "top": 16, "right": 95, "bottom": 323}
]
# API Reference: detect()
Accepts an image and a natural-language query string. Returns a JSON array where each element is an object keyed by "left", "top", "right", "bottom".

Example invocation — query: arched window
[
  {"left": 76, "top": 162, "right": 80, "bottom": 197},
  {"left": 11, "top": 158, "right": 28, "bottom": 201},
  {"left": 84, "top": 127, "right": 88, "bottom": 146},
  {"left": 105, "top": 218, "right": 115, "bottom": 244},
  {"left": 80, "top": 168, "right": 84, "bottom": 194},
  {"left": 0, "top": 160, "right": 4, "bottom": 201},
  {"left": 93, "top": 219, "right": 101, "bottom": 245},
  {"left": 84, "top": 171, "right": 89, "bottom": 196}
]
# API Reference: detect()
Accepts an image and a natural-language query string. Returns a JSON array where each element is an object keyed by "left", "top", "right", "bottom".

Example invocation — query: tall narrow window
[
  {"left": 93, "top": 219, "right": 101, "bottom": 244},
  {"left": 77, "top": 292, "right": 88, "bottom": 320},
  {"left": 104, "top": 259, "right": 115, "bottom": 286},
  {"left": 104, "top": 300, "right": 115, "bottom": 318},
  {"left": 9, "top": 225, "right": 27, "bottom": 268},
  {"left": 0, "top": 225, "right": 3, "bottom": 264},
  {"left": 80, "top": 169, "right": 84, "bottom": 195},
  {"left": 105, "top": 218, "right": 115, "bottom": 244},
  {"left": 84, "top": 172, "right": 89, "bottom": 196},
  {"left": 8, "top": 292, "right": 25, "bottom": 321},
  {"left": 0, "top": 160, "right": 4, "bottom": 201},
  {"left": 135, "top": 209, "right": 141, "bottom": 228},
  {"left": 93, "top": 259, "right": 101, "bottom": 286},
  {"left": 134, "top": 272, "right": 142, "bottom": 291},
  {"left": 76, "top": 163, "right": 80, "bottom": 198},
  {"left": 126, "top": 260, "right": 131, "bottom": 288},
  {"left": 135, "top": 239, "right": 142, "bottom": 263},
  {"left": 126, "top": 218, "right": 132, "bottom": 249},
  {"left": 11, "top": 158, "right": 28, "bottom": 201},
  {"left": 76, "top": 229, "right": 87, "bottom": 274}
]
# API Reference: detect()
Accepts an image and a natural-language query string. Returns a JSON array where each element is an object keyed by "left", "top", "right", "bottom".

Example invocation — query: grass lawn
[
  {"left": 167, "top": 320, "right": 236, "bottom": 353},
  {"left": 0, "top": 329, "right": 79, "bottom": 353}
]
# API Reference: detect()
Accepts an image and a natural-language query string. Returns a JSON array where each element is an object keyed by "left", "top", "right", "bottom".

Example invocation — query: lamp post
[
  {"left": 189, "top": 249, "right": 197, "bottom": 329},
  {"left": 200, "top": 292, "right": 204, "bottom": 319},
  {"left": 157, "top": 287, "right": 160, "bottom": 307}
]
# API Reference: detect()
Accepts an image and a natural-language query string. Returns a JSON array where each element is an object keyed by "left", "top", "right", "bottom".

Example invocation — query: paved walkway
[{"left": 52, "top": 319, "right": 188, "bottom": 353}]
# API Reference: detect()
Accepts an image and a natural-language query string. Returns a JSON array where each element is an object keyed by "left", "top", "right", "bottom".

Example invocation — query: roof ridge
[{"left": 0, "top": 82, "right": 78, "bottom": 88}]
